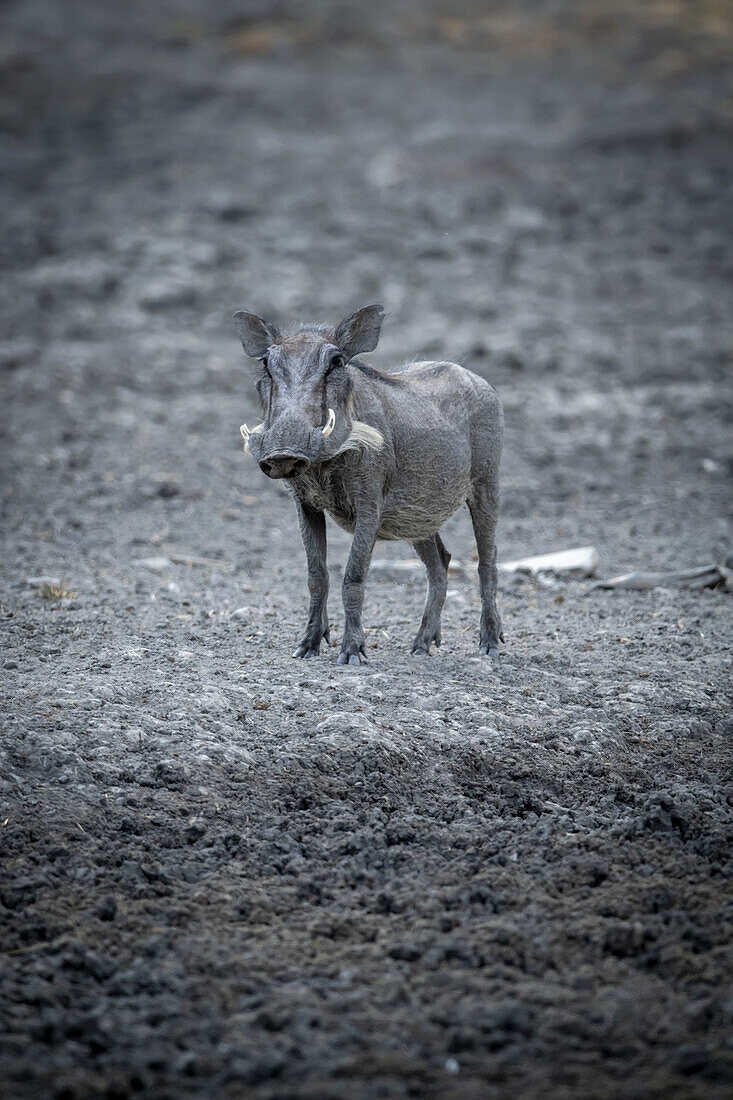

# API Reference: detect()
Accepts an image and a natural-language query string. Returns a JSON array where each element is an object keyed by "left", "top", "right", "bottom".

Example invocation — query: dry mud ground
[{"left": 1, "top": 1, "right": 732, "bottom": 1097}]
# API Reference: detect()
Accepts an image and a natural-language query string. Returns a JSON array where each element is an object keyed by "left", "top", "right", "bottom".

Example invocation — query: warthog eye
[{"left": 328, "top": 354, "right": 345, "bottom": 372}]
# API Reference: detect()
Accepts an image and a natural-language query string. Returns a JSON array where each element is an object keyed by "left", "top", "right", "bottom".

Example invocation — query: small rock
[
  {"left": 603, "top": 920, "right": 647, "bottom": 957},
  {"left": 204, "top": 190, "right": 255, "bottom": 222},
  {"left": 135, "top": 556, "right": 173, "bottom": 572},
  {"left": 154, "top": 761, "right": 187, "bottom": 789},
  {"left": 0, "top": 338, "right": 37, "bottom": 372},
  {"left": 25, "top": 257, "right": 118, "bottom": 300},
  {"left": 138, "top": 277, "right": 198, "bottom": 311},
  {"left": 185, "top": 823, "right": 206, "bottom": 844},
  {"left": 119, "top": 861, "right": 145, "bottom": 884},
  {"left": 504, "top": 205, "right": 547, "bottom": 233},
  {"left": 387, "top": 943, "right": 422, "bottom": 962},
  {"left": 675, "top": 1046, "right": 709, "bottom": 1076},
  {"left": 27, "top": 576, "right": 61, "bottom": 588},
  {"left": 174, "top": 1051, "right": 199, "bottom": 1075},
  {"left": 490, "top": 344, "right": 525, "bottom": 371},
  {"left": 95, "top": 896, "right": 117, "bottom": 921},
  {"left": 157, "top": 481, "right": 180, "bottom": 498}
]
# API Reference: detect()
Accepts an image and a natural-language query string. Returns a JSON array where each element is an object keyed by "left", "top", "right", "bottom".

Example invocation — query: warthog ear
[
  {"left": 233, "top": 311, "right": 281, "bottom": 358},
  {"left": 334, "top": 304, "right": 384, "bottom": 360}
]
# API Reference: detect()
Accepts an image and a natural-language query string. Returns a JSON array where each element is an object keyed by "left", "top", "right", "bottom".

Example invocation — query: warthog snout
[{"left": 259, "top": 453, "right": 311, "bottom": 479}]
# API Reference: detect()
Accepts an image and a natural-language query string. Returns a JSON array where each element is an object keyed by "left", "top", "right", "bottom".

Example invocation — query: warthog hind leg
[
  {"left": 468, "top": 476, "right": 504, "bottom": 658},
  {"left": 410, "top": 533, "right": 450, "bottom": 655}
]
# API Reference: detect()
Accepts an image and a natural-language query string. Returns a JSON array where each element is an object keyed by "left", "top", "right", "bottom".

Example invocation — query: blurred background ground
[{"left": 1, "top": 1, "right": 732, "bottom": 1097}]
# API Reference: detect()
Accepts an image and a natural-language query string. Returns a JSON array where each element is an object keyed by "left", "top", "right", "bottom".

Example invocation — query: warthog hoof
[
  {"left": 292, "top": 623, "right": 330, "bottom": 659},
  {"left": 337, "top": 643, "right": 367, "bottom": 666},
  {"left": 410, "top": 625, "right": 441, "bottom": 655}
]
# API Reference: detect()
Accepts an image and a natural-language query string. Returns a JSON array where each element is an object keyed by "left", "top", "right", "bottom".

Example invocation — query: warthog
[{"left": 234, "top": 304, "right": 504, "bottom": 664}]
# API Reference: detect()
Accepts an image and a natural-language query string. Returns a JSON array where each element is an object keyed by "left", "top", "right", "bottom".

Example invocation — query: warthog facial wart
[{"left": 233, "top": 304, "right": 504, "bottom": 664}]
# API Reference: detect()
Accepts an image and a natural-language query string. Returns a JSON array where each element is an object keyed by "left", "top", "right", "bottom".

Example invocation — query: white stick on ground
[
  {"left": 498, "top": 546, "right": 600, "bottom": 578},
  {"left": 594, "top": 564, "right": 726, "bottom": 591}
]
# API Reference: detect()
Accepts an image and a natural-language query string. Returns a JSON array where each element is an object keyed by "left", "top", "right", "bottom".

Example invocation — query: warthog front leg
[
  {"left": 292, "top": 502, "right": 330, "bottom": 658},
  {"left": 468, "top": 476, "right": 504, "bottom": 658},
  {"left": 338, "top": 506, "right": 381, "bottom": 666},
  {"left": 410, "top": 533, "right": 450, "bottom": 655}
]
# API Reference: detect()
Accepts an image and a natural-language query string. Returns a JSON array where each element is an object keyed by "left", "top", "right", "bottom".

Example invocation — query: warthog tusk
[
  {"left": 240, "top": 421, "right": 265, "bottom": 455},
  {"left": 322, "top": 408, "right": 336, "bottom": 438}
]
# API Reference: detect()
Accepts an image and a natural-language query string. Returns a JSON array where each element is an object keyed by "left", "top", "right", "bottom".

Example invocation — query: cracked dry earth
[{"left": 1, "top": 1, "right": 732, "bottom": 1097}]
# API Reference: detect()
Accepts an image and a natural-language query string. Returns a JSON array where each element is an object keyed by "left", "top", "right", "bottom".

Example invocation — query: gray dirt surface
[{"left": 1, "top": 1, "right": 732, "bottom": 1097}]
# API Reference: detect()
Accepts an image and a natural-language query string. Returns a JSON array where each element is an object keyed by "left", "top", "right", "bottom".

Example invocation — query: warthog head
[{"left": 235, "top": 304, "right": 385, "bottom": 479}]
